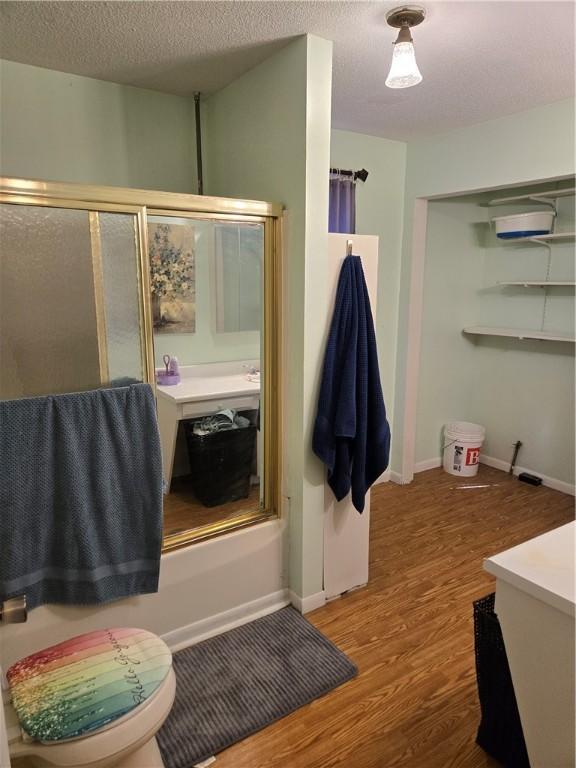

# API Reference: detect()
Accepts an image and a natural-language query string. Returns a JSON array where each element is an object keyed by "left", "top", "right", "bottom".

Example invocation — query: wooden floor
[
  {"left": 163, "top": 479, "right": 260, "bottom": 536},
  {"left": 214, "top": 466, "right": 574, "bottom": 768}
]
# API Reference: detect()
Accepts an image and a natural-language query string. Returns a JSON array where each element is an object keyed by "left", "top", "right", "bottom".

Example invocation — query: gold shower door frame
[{"left": 0, "top": 177, "right": 283, "bottom": 552}]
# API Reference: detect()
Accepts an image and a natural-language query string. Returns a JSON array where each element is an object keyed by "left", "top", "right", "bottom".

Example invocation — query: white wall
[{"left": 394, "top": 98, "right": 576, "bottom": 480}]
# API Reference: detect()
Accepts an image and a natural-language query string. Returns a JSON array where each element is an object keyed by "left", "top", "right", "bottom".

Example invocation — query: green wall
[
  {"left": 330, "top": 130, "right": 406, "bottom": 444},
  {"left": 0, "top": 59, "right": 260, "bottom": 369},
  {"left": 395, "top": 98, "right": 576, "bottom": 483},
  {"left": 206, "top": 34, "right": 333, "bottom": 600},
  {"left": 300, "top": 36, "right": 335, "bottom": 600},
  {"left": 403, "top": 99, "right": 575, "bottom": 200},
  {"left": 418, "top": 191, "right": 575, "bottom": 485},
  {"left": 415, "top": 197, "right": 486, "bottom": 463},
  {"left": 0, "top": 59, "right": 197, "bottom": 192}
]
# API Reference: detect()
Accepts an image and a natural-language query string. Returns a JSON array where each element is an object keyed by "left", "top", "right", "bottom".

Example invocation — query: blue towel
[
  {"left": 313, "top": 255, "right": 390, "bottom": 512},
  {"left": 0, "top": 383, "right": 163, "bottom": 609}
]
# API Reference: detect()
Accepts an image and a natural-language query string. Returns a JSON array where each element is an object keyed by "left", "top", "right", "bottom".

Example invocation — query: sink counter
[
  {"left": 484, "top": 521, "right": 575, "bottom": 617},
  {"left": 155, "top": 362, "right": 261, "bottom": 492},
  {"left": 158, "top": 374, "right": 260, "bottom": 404}
]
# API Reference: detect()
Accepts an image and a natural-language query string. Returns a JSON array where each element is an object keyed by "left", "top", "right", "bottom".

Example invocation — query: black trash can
[
  {"left": 473, "top": 593, "right": 530, "bottom": 768},
  {"left": 183, "top": 421, "right": 257, "bottom": 507}
]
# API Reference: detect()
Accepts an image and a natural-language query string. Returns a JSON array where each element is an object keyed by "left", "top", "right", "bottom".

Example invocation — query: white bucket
[
  {"left": 491, "top": 210, "right": 555, "bottom": 239},
  {"left": 443, "top": 421, "right": 485, "bottom": 477}
]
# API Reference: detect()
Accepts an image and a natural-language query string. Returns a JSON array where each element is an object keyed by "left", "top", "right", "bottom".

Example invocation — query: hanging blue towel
[
  {"left": 0, "top": 383, "right": 163, "bottom": 609},
  {"left": 313, "top": 255, "right": 390, "bottom": 513}
]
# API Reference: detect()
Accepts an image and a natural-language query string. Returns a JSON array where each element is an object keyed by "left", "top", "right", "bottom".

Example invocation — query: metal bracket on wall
[
  {"left": 526, "top": 195, "right": 559, "bottom": 213},
  {"left": 540, "top": 241, "right": 553, "bottom": 331},
  {"left": 0, "top": 595, "right": 27, "bottom": 624}
]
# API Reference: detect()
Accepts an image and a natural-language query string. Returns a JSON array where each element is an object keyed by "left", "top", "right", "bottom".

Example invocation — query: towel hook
[{"left": 346, "top": 239, "right": 353, "bottom": 256}]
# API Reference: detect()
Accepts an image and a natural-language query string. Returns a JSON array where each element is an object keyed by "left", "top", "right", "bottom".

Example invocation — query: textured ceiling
[{"left": 0, "top": 1, "right": 574, "bottom": 140}]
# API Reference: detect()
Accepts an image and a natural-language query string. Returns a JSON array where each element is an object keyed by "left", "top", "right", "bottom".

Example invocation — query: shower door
[
  {"left": 149, "top": 210, "right": 276, "bottom": 549},
  {"left": 0, "top": 200, "right": 153, "bottom": 399},
  {"left": 1, "top": 176, "right": 282, "bottom": 552}
]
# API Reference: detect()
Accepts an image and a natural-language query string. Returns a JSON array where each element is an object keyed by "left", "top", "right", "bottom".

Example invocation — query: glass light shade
[{"left": 385, "top": 41, "right": 423, "bottom": 89}]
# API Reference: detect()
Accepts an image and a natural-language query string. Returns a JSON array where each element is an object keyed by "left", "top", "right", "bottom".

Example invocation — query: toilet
[{"left": 3, "top": 628, "right": 176, "bottom": 768}]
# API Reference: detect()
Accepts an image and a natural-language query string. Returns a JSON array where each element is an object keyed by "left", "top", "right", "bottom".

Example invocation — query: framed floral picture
[{"left": 148, "top": 222, "right": 196, "bottom": 334}]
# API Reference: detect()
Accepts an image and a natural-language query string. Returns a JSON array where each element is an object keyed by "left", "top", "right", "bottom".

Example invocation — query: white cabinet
[
  {"left": 156, "top": 363, "right": 260, "bottom": 491},
  {"left": 484, "top": 523, "right": 575, "bottom": 768}
]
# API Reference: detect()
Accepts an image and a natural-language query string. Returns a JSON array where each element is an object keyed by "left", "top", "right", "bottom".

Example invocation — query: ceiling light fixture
[{"left": 385, "top": 6, "right": 425, "bottom": 89}]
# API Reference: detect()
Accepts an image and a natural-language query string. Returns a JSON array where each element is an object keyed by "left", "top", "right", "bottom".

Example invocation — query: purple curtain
[{"left": 329, "top": 176, "right": 356, "bottom": 234}]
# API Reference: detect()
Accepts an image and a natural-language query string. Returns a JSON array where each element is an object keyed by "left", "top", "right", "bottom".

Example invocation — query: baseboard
[
  {"left": 478, "top": 454, "right": 514, "bottom": 474},
  {"left": 480, "top": 454, "right": 575, "bottom": 496},
  {"left": 162, "top": 589, "right": 290, "bottom": 653},
  {"left": 415, "top": 457, "right": 442, "bottom": 473},
  {"left": 373, "top": 468, "right": 391, "bottom": 485},
  {"left": 289, "top": 589, "right": 326, "bottom": 614},
  {"left": 411, "top": 454, "right": 574, "bottom": 496},
  {"left": 389, "top": 470, "right": 405, "bottom": 485}
]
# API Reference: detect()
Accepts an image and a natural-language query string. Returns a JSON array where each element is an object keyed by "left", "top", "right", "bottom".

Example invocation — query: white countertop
[
  {"left": 157, "top": 374, "right": 260, "bottom": 403},
  {"left": 484, "top": 522, "right": 575, "bottom": 617},
  {"left": 156, "top": 362, "right": 260, "bottom": 403}
]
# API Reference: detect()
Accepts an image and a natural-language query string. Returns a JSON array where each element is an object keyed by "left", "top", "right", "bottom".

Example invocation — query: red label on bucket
[{"left": 466, "top": 448, "right": 480, "bottom": 466}]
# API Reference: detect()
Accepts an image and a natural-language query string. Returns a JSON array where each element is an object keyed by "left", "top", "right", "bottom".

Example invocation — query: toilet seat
[
  {"left": 8, "top": 667, "right": 176, "bottom": 768},
  {"left": 7, "top": 628, "right": 172, "bottom": 743}
]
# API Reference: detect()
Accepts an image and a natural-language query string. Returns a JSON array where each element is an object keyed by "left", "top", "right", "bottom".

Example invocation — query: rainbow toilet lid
[{"left": 7, "top": 628, "right": 172, "bottom": 743}]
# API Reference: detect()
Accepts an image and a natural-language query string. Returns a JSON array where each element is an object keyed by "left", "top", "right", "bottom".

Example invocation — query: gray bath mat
[{"left": 157, "top": 606, "right": 357, "bottom": 768}]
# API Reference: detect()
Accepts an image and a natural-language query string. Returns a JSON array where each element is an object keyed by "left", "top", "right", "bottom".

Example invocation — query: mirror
[
  {"left": 149, "top": 213, "right": 267, "bottom": 545},
  {"left": 214, "top": 223, "right": 263, "bottom": 333},
  {"left": 0, "top": 203, "right": 148, "bottom": 399}
]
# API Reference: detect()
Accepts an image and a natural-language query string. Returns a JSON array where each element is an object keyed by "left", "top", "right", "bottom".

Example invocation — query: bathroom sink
[{"left": 158, "top": 374, "right": 259, "bottom": 403}]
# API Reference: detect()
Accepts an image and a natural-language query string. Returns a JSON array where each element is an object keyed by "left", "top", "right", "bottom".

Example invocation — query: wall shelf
[
  {"left": 499, "top": 232, "right": 576, "bottom": 245},
  {"left": 497, "top": 281, "right": 576, "bottom": 288},
  {"left": 463, "top": 326, "right": 575, "bottom": 343},
  {"left": 489, "top": 188, "right": 575, "bottom": 207},
  {"left": 469, "top": 188, "right": 576, "bottom": 342}
]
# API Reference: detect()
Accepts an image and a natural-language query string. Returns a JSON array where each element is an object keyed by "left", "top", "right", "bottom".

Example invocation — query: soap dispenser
[{"left": 156, "top": 355, "right": 180, "bottom": 385}]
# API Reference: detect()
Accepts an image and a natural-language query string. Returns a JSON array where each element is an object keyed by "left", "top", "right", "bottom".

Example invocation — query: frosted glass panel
[
  {"left": 0, "top": 204, "right": 100, "bottom": 398},
  {"left": 0, "top": 204, "right": 147, "bottom": 400},
  {"left": 99, "top": 213, "right": 143, "bottom": 383}
]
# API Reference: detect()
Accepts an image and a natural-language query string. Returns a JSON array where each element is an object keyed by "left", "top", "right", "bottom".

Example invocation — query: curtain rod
[
  {"left": 194, "top": 92, "right": 203, "bottom": 195},
  {"left": 330, "top": 168, "right": 369, "bottom": 183}
]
